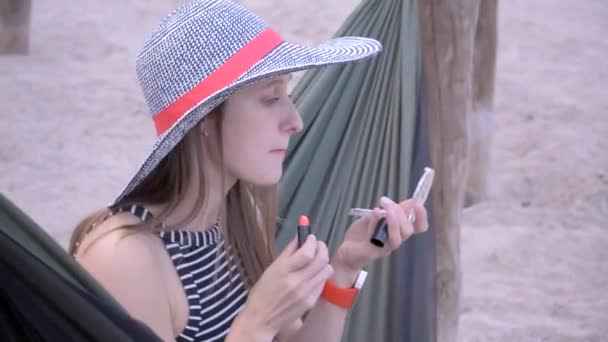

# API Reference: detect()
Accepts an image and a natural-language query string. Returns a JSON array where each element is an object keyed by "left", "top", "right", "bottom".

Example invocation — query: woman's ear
[
  {"left": 198, "top": 120, "right": 209, "bottom": 138},
  {"left": 197, "top": 109, "right": 223, "bottom": 164},
  {"left": 197, "top": 108, "right": 224, "bottom": 144},
  {"left": 197, "top": 115, "right": 215, "bottom": 138}
]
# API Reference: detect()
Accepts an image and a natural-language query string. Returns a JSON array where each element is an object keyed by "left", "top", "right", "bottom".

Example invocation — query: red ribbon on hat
[{"left": 153, "top": 28, "right": 284, "bottom": 136}]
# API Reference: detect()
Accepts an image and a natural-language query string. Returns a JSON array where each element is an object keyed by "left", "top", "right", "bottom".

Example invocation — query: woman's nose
[{"left": 280, "top": 104, "right": 303, "bottom": 135}]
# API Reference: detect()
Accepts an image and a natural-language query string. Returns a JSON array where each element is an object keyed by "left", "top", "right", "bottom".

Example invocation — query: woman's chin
[{"left": 244, "top": 171, "right": 282, "bottom": 187}]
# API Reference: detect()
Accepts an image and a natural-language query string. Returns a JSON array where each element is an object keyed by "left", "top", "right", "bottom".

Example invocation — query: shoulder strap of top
[{"left": 110, "top": 204, "right": 154, "bottom": 223}]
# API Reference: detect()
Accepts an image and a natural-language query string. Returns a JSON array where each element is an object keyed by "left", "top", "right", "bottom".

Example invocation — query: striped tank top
[{"left": 113, "top": 204, "right": 249, "bottom": 342}]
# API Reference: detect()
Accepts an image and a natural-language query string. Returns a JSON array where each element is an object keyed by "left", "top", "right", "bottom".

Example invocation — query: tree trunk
[
  {"left": 465, "top": 0, "right": 498, "bottom": 207},
  {"left": 418, "top": 0, "right": 482, "bottom": 341},
  {"left": 0, "top": 0, "right": 32, "bottom": 54}
]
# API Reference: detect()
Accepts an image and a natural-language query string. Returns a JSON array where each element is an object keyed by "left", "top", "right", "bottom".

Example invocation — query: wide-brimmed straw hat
[{"left": 114, "top": 0, "right": 382, "bottom": 204}]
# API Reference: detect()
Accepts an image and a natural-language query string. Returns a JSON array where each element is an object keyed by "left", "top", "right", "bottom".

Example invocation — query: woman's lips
[{"left": 270, "top": 149, "right": 286, "bottom": 155}]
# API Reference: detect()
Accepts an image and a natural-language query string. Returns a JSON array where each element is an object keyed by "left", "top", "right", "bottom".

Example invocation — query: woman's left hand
[{"left": 333, "top": 196, "right": 429, "bottom": 274}]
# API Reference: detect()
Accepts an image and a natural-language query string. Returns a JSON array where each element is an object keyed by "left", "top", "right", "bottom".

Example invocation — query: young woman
[{"left": 69, "top": 1, "right": 429, "bottom": 341}]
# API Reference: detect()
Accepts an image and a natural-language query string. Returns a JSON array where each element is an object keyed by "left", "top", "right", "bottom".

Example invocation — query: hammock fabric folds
[
  {"left": 0, "top": 193, "right": 161, "bottom": 341},
  {"left": 277, "top": 0, "right": 435, "bottom": 341}
]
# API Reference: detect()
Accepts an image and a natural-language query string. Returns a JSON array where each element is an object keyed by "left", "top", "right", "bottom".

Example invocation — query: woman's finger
[
  {"left": 277, "top": 236, "right": 299, "bottom": 260},
  {"left": 297, "top": 240, "right": 330, "bottom": 281},
  {"left": 399, "top": 199, "right": 426, "bottom": 231},
  {"left": 288, "top": 235, "right": 318, "bottom": 271},
  {"left": 380, "top": 196, "right": 403, "bottom": 251},
  {"left": 412, "top": 202, "right": 429, "bottom": 233},
  {"left": 391, "top": 198, "right": 414, "bottom": 241},
  {"left": 305, "top": 263, "right": 334, "bottom": 294},
  {"left": 366, "top": 207, "right": 383, "bottom": 235}
]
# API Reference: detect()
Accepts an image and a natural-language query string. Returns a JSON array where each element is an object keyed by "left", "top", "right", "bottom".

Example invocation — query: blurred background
[{"left": 1, "top": 0, "right": 607, "bottom": 341}]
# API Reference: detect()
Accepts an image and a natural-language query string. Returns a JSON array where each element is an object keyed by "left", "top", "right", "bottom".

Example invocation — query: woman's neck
[{"left": 149, "top": 166, "right": 236, "bottom": 232}]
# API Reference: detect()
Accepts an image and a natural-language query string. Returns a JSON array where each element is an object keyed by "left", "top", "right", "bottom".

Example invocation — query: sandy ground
[{"left": 1, "top": 0, "right": 607, "bottom": 341}]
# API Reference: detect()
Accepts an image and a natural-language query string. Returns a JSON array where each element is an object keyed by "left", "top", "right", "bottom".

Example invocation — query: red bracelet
[{"left": 320, "top": 280, "right": 358, "bottom": 309}]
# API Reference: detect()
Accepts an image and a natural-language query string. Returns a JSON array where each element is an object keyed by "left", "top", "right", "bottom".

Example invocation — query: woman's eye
[{"left": 264, "top": 97, "right": 280, "bottom": 104}]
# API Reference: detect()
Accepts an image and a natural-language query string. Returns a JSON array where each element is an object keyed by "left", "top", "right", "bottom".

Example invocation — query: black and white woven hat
[{"left": 114, "top": 0, "right": 382, "bottom": 203}]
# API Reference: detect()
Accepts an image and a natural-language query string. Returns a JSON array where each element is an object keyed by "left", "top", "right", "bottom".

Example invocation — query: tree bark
[
  {"left": 465, "top": 0, "right": 498, "bottom": 207},
  {"left": 418, "top": 0, "right": 483, "bottom": 341},
  {"left": 0, "top": 0, "right": 32, "bottom": 54}
]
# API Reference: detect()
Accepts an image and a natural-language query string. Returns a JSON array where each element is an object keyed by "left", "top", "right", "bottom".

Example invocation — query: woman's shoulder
[
  {"left": 74, "top": 211, "right": 178, "bottom": 340},
  {"left": 74, "top": 211, "right": 162, "bottom": 264}
]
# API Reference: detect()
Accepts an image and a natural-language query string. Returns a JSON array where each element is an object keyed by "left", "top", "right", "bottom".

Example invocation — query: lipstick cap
[{"left": 370, "top": 218, "right": 388, "bottom": 248}]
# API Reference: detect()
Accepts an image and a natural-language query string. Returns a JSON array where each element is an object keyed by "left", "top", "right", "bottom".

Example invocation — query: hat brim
[{"left": 114, "top": 36, "right": 382, "bottom": 204}]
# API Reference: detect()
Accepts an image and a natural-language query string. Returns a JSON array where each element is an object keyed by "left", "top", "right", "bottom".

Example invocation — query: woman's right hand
[{"left": 230, "top": 235, "right": 333, "bottom": 340}]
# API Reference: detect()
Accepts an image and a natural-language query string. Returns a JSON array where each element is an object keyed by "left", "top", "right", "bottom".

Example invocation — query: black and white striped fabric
[{"left": 113, "top": 204, "right": 248, "bottom": 342}]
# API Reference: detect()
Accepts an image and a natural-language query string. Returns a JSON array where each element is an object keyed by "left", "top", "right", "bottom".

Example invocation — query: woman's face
[{"left": 220, "top": 74, "right": 303, "bottom": 186}]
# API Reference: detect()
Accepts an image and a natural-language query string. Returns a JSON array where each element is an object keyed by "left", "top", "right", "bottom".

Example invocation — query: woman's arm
[
  {"left": 226, "top": 310, "right": 277, "bottom": 342},
  {"left": 279, "top": 197, "right": 430, "bottom": 342},
  {"left": 277, "top": 256, "right": 359, "bottom": 342},
  {"left": 75, "top": 215, "right": 177, "bottom": 341}
]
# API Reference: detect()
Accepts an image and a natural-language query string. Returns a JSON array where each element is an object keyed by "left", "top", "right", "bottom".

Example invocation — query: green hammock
[
  {"left": 0, "top": 193, "right": 161, "bottom": 341},
  {"left": 277, "top": 0, "right": 435, "bottom": 341}
]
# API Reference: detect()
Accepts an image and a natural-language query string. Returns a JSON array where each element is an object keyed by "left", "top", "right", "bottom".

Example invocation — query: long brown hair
[{"left": 69, "top": 106, "right": 277, "bottom": 287}]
